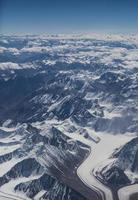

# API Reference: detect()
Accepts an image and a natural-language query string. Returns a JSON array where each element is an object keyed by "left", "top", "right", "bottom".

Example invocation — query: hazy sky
[{"left": 0, "top": 0, "right": 138, "bottom": 34}]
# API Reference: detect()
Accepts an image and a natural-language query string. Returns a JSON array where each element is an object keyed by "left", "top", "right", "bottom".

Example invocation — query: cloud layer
[{"left": 0, "top": 34, "right": 138, "bottom": 70}]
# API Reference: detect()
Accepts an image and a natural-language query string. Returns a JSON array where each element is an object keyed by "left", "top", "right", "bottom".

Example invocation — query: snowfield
[
  {"left": 118, "top": 184, "right": 138, "bottom": 200},
  {"left": 77, "top": 133, "right": 134, "bottom": 200},
  {"left": 0, "top": 191, "right": 25, "bottom": 200}
]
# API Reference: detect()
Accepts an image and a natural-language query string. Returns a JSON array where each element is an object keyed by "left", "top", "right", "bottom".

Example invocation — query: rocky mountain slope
[
  {"left": 0, "top": 124, "right": 89, "bottom": 200},
  {"left": 98, "top": 137, "right": 138, "bottom": 188}
]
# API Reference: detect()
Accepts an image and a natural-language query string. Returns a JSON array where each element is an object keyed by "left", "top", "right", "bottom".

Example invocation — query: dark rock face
[
  {"left": 99, "top": 137, "right": 138, "bottom": 187},
  {"left": 0, "top": 148, "right": 23, "bottom": 164},
  {"left": 15, "top": 173, "right": 55, "bottom": 198},
  {"left": 0, "top": 158, "right": 44, "bottom": 187},
  {"left": 15, "top": 173, "right": 86, "bottom": 200},
  {"left": 113, "top": 137, "right": 138, "bottom": 172},
  {"left": 40, "top": 182, "right": 86, "bottom": 200},
  {"left": 0, "top": 123, "right": 89, "bottom": 200},
  {"left": 132, "top": 151, "right": 138, "bottom": 173},
  {"left": 100, "top": 165, "right": 130, "bottom": 187},
  {"left": 130, "top": 193, "right": 138, "bottom": 200}
]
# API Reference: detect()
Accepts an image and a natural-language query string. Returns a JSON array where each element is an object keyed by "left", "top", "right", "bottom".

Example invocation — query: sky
[{"left": 0, "top": 0, "right": 138, "bottom": 34}]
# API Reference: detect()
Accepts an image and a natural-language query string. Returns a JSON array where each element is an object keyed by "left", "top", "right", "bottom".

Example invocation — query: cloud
[
  {"left": 0, "top": 47, "right": 7, "bottom": 53},
  {"left": 0, "top": 62, "right": 35, "bottom": 70},
  {"left": 0, "top": 34, "right": 138, "bottom": 69},
  {"left": 0, "top": 62, "right": 21, "bottom": 70}
]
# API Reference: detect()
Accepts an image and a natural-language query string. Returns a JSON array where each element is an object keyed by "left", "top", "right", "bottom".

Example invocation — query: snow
[
  {"left": 103, "top": 110, "right": 122, "bottom": 119},
  {"left": 125, "top": 170, "right": 138, "bottom": 183},
  {"left": 36, "top": 119, "right": 137, "bottom": 199},
  {"left": 0, "top": 191, "right": 25, "bottom": 200},
  {"left": 0, "top": 196, "right": 12, "bottom": 200},
  {"left": 0, "top": 158, "right": 26, "bottom": 176},
  {"left": 1, "top": 176, "right": 42, "bottom": 200},
  {"left": 0, "top": 33, "right": 138, "bottom": 199},
  {"left": 32, "top": 119, "right": 97, "bottom": 145},
  {"left": 0, "top": 127, "right": 16, "bottom": 132},
  {"left": 0, "top": 194, "right": 19, "bottom": 200},
  {"left": 42, "top": 59, "right": 56, "bottom": 65},
  {"left": 118, "top": 184, "right": 138, "bottom": 200},
  {"left": 2, "top": 120, "right": 13, "bottom": 128},
  {"left": 83, "top": 127, "right": 100, "bottom": 143},
  {"left": 34, "top": 190, "right": 46, "bottom": 200},
  {"left": 0, "top": 144, "right": 20, "bottom": 156},
  {"left": 1, "top": 33, "right": 138, "bottom": 73},
  {"left": 77, "top": 132, "right": 134, "bottom": 200},
  {"left": 0, "top": 63, "right": 21, "bottom": 70}
]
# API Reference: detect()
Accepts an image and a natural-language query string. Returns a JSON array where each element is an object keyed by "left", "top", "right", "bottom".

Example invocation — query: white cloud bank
[{"left": 0, "top": 33, "right": 138, "bottom": 70}]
